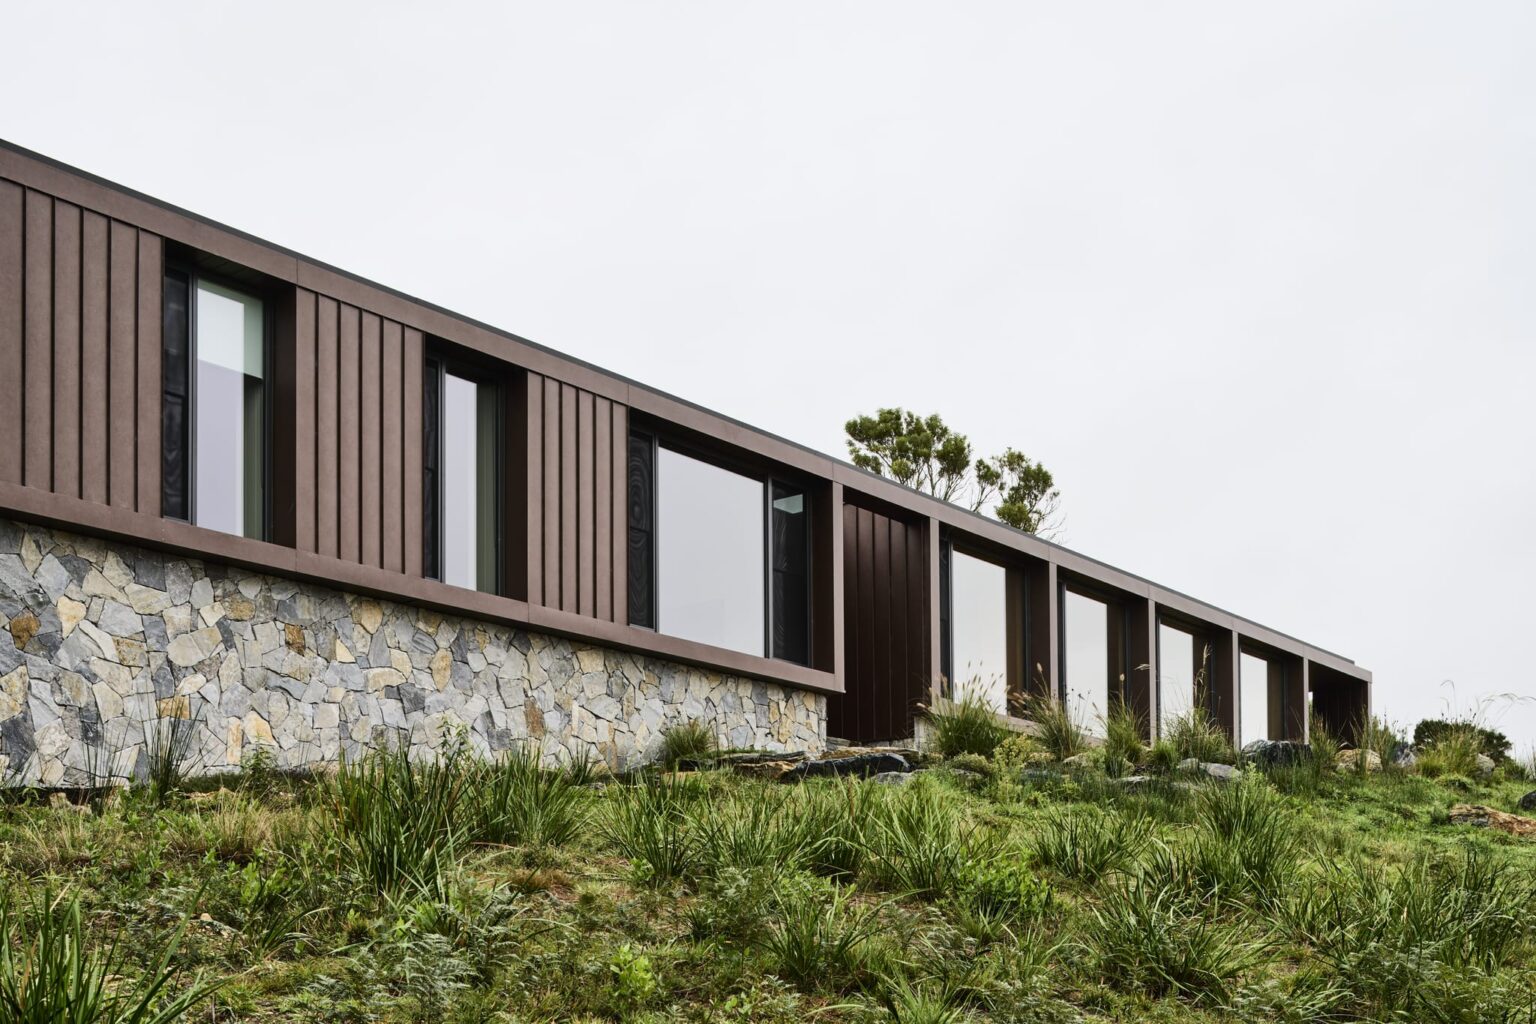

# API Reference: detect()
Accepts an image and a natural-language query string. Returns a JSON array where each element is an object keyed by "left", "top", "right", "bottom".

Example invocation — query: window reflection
[
  {"left": 440, "top": 371, "right": 498, "bottom": 592},
  {"left": 1240, "top": 652, "right": 1270, "bottom": 746},
  {"left": 193, "top": 280, "right": 264, "bottom": 539},
  {"left": 949, "top": 550, "right": 1009, "bottom": 713},
  {"left": 1158, "top": 623, "right": 1197, "bottom": 728},
  {"left": 1064, "top": 590, "right": 1109, "bottom": 734},
  {"left": 656, "top": 447, "right": 765, "bottom": 656}
]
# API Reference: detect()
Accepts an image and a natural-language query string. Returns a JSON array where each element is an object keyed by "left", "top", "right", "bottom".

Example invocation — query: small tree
[{"left": 845, "top": 407, "right": 1060, "bottom": 535}]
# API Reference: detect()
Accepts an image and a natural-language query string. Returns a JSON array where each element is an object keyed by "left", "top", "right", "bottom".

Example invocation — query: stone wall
[{"left": 0, "top": 517, "right": 825, "bottom": 786}]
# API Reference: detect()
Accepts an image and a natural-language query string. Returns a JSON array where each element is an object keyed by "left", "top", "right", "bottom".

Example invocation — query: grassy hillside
[{"left": 2, "top": 726, "right": 1534, "bottom": 1023}]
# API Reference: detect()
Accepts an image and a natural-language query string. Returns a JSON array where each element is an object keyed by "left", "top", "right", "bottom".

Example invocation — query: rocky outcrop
[
  {"left": 1337, "top": 749, "right": 1383, "bottom": 773},
  {"left": 0, "top": 518, "right": 825, "bottom": 785},
  {"left": 1241, "top": 739, "right": 1310, "bottom": 768},
  {"left": 1447, "top": 804, "right": 1536, "bottom": 838},
  {"left": 1178, "top": 758, "right": 1241, "bottom": 782}
]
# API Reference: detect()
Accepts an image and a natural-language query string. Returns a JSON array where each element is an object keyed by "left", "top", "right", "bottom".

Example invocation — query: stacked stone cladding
[{"left": 0, "top": 517, "right": 825, "bottom": 785}]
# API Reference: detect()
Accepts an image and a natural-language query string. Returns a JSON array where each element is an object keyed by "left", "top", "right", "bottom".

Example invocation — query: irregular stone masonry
[{"left": 0, "top": 518, "right": 825, "bottom": 786}]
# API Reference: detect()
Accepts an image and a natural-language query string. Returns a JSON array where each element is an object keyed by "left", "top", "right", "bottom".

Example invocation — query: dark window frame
[
  {"left": 161, "top": 263, "right": 274, "bottom": 542},
  {"left": 422, "top": 347, "right": 506, "bottom": 595},
  {"left": 627, "top": 429, "right": 813, "bottom": 666}
]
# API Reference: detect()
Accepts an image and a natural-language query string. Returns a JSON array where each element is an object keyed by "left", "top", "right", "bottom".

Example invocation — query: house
[{"left": 0, "top": 140, "right": 1370, "bottom": 785}]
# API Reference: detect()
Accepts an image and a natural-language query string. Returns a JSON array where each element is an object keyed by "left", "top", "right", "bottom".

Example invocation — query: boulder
[
  {"left": 1061, "top": 752, "right": 1099, "bottom": 770},
  {"left": 1390, "top": 744, "right": 1417, "bottom": 769},
  {"left": 1178, "top": 758, "right": 1241, "bottom": 782},
  {"left": 1241, "top": 739, "right": 1310, "bottom": 768},
  {"left": 871, "top": 770, "right": 913, "bottom": 786},
  {"left": 1109, "top": 775, "right": 1155, "bottom": 789},
  {"left": 784, "top": 750, "right": 911, "bottom": 781},
  {"left": 1336, "top": 749, "right": 1383, "bottom": 773},
  {"left": 1519, "top": 791, "right": 1536, "bottom": 813},
  {"left": 1447, "top": 804, "right": 1536, "bottom": 838},
  {"left": 1473, "top": 753, "right": 1496, "bottom": 778}
]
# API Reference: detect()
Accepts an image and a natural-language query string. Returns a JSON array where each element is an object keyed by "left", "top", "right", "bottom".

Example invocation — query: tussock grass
[
  {"left": 656, "top": 719, "right": 718, "bottom": 769},
  {"left": 926, "top": 693, "right": 1010, "bottom": 759}
]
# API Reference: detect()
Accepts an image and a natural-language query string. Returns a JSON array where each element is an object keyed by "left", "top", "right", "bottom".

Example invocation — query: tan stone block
[
  {"left": 243, "top": 711, "right": 275, "bottom": 745},
  {"left": 353, "top": 599, "right": 383, "bottom": 635},
  {"left": 285, "top": 623, "right": 305, "bottom": 654},
  {"left": 334, "top": 637, "right": 355, "bottom": 663},
  {"left": 430, "top": 649, "right": 452, "bottom": 690},
  {"left": 57, "top": 597, "right": 86, "bottom": 638},
  {"left": 0, "top": 666, "right": 29, "bottom": 722},
  {"left": 157, "top": 695, "right": 191, "bottom": 719},
  {"left": 125, "top": 584, "right": 170, "bottom": 615},
  {"left": 8, "top": 611, "right": 39, "bottom": 650},
  {"left": 365, "top": 668, "right": 403, "bottom": 693},
  {"left": 225, "top": 594, "right": 255, "bottom": 621},
  {"left": 102, "top": 550, "right": 134, "bottom": 589},
  {"left": 225, "top": 718, "right": 244, "bottom": 764},
  {"left": 82, "top": 568, "right": 125, "bottom": 602},
  {"left": 19, "top": 531, "right": 43, "bottom": 574},
  {"left": 576, "top": 648, "right": 606, "bottom": 674}
]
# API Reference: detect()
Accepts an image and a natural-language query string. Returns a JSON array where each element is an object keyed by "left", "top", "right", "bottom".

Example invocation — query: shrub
[
  {"left": 1021, "top": 694, "right": 1085, "bottom": 762},
  {"left": 1164, "top": 707, "right": 1234, "bottom": 765},
  {"left": 1415, "top": 723, "right": 1483, "bottom": 779},
  {"left": 330, "top": 742, "right": 467, "bottom": 894},
  {"left": 1089, "top": 878, "right": 1265, "bottom": 1004},
  {"left": 964, "top": 861, "right": 1053, "bottom": 923},
  {"left": 1413, "top": 718, "right": 1512, "bottom": 763},
  {"left": 656, "top": 720, "right": 718, "bottom": 769},
  {"left": 1031, "top": 807, "right": 1148, "bottom": 884},
  {"left": 1101, "top": 701, "right": 1146, "bottom": 774},
  {"left": 0, "top": 889, "right": 220, "bottom": 1023},
  {"left": 927, "top": 693, "right": 1010, "bottom": 759},
  {"left": 600, "top": 776, "right": 702, "bottom": 886},
  {"left": 758, "top": 883, "right": 884, "bottom": 993},
  {"left": 863, "top": 784, "right": 997, "bottom": 898},
  {"left": 464, "top": 746, "right": 587, "bottom": 849}
]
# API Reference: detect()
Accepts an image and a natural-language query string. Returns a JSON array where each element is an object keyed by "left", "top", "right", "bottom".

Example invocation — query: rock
[
  {"left": 1519, "top": 791, "right": 1536, "bottom": 813},
  {"left": 784, "top": 750, "right": 911, "bottom": 781},
  {"left": 1017, "top": 767, "right": 1060, "bottom": 785},
  {"left": 718, "top": 750, "right": 807, "bottom": 765},
  {"left": 1178, "top": 758, "right": 1241, "bottom": 782},
  {"left": 1448, "top": 804, "right": 1536, "bottom": 838},
  {"left": 1061, "top": 752, "right": 1099, "bottom": 770},
  {"left": 1474, "top": 753, "right": 1496, "bottom": 778},
  {"left": 48, "top": 792, "right": 90, "bottom": 815},
  {"left": 1337, "top": 749, "right": 1383, "bottom": 773},
  {"left": 1110, "top": 775, "right": 1155, "bottom": 789},
  {"left": 1390, "top": 743, "right": 1417, "bottom": 769},
  {"left": 1241, "top": 738, "right": 1310, "bottom": 768},
  {"left": 872, "top": 770, "right": 913, "bottom": 785},
  {"left": 8, "top": 611, "right": 40, "bottom": 650}
]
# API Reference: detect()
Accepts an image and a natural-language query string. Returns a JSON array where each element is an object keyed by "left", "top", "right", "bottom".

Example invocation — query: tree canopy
[{"left": 844, "top": 407, "right": 1061, "bottom": 535}]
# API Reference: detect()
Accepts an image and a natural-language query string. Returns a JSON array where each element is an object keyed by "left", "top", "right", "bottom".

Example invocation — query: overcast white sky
[{"left": 5, "top": 1, "right": 1533, "bottom": 754}]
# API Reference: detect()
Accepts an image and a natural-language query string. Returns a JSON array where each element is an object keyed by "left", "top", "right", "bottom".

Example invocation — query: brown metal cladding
[
  {"left": 337, "top": 303, "right": 361, "bottom": 563},
  {"left": 831, "top": 503, "right": 929, "bottom": 742},
  {"left": 80, "top": 212, "right": 108, "bottom": 505},
  {"left": 135, "top": 232, "right": 161, "bottom": 516},
  {"left": 360, "top": 312, "right": 382, "bottom": 568},
  {"left": 402, "top": 328, "right": 424, "bottom": 578},
  {"left": 23, "top": 189, "right": 51, "bottom": 489},
  {"left": 51, "top": 202, "right": 80, "bottom": 498},
  {"left": 314, "top": 297, "right": 339, "bottom": 558},
  {"left": 522, "top": 372, "right": 628, "bottom": 622},
  {"left": 0, "top": 181, "right": 20, "bottom": 485},
  {"left": 381, "top": 320, "right": 403, "bottom": 573},
  {"left": 107, "top": 218, "right": 137, "bottom": 509},
  {"left": 291, "top": 290, "right": 317, "bottom": 552}
]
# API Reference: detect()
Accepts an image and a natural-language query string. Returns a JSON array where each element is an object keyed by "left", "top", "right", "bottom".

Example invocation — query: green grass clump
[
  {"left": 463, "top": 745, "right": 588, "bottom": 849},
  {"left": 655, "top": 719, "right": 719, "bottom": 768},
  {"left": 926, "top": 692, "right": 1010, "bottom": 759},
  {"left": 1032, "top": 806, "right": 1149, "bottom": 883},
  {"left": 0, "top": 889, "right": 219, "bottom": 1023},
  {"left": 1165, "top": 707, "right": 1235, "bottom": 765},
  {"left": 1022, "top": 693, "right": 1086, "bottom": 761}
]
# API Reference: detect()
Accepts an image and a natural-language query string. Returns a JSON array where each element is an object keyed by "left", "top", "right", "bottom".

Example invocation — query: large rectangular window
[
  {"left": 424, "top": 356, "right": 499, "bottom": 593},
  {"left": 1157, "top": 622, "right": 1197, "bottom": 726},
  {"left": 948, "top": 549, "right": 1009, "bottom": 713},
  {"left": 1239, "top": 652, "right": 1270, "bottom": 746},
  {"left": 162, "top": 269, "right": 267, "bottom": 540},
  {"left": 1063, "top": 589, "right": 1110, "bottom": 733},
  {"left": 630, "top": 437, "right": 811, "bottom": 664}
]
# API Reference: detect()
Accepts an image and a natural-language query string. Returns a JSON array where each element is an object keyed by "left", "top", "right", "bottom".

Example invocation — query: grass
[
  {"left": 926, "top": 692, "right": 1011, "bottom": 759},
  {"left": 2, "top": 725, "right": 1535, "bottom": 1023},
  {"left": 655, "top": 719, "right": 718, "bottom": 768}
]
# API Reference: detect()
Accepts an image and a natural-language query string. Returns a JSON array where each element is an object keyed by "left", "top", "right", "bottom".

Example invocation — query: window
[
  {"left": 424, "top": 356, "right": 499, "bottom": 592},
  {"left": 947, "top": 550, "right": 1009, "bottom": 713},
  {"left": 628, "top": 435, "right": 811, "bottom": 663},
  {"left": 1239, "top": 652, "right": 1270, "bottom": 746},
  {"left": 1063, "top": 589, "right": 1109, "bottom": 733},
  {"left": 161, "top": 269, "right": 268, "bottom": 539},
  {"left": 1157, "top": 622, "right": 1197, "bottom": 726}
]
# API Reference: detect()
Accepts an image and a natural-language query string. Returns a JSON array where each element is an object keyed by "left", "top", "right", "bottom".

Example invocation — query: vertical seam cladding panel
[
  {"left": 51, "top": 200, "right": 81, "bottom": 499},
  {"left": 0, "top": 180, "right": 21, "bottom": 485}
]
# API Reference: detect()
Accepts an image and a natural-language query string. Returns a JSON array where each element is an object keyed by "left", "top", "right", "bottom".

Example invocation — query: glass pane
[
  {"left": 1064, "top": 590, "right": 1109, "bottom": 734},
  {"left": 657, "top": 447, "right": 764, "bottom": 655},
  {"left": 193, "top": 280, "right": 263, "bottom": 538},
  {"left": 770, "top": 485, "right": 809, "bottom": 664},
  {"left": 1240, "top": 653, "right": 1270, "bottom": 746},
  {"left": 950, "top": 550, "right": 1008, "bottom": 713},
  {"left": 1158, "top": 623, "right": 1197, "bottom": 729},
  {"left": 442, "top": 373, "right": 479, "bottom": 590}
]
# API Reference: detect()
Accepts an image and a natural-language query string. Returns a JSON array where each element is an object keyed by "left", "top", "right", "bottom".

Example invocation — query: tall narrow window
[
  {"left": 770, "top": 483, "right": 810, "bottom": 664},
  {"left": 162, "top": 270, "right": 267, "bottom": 539},
  {"left": 424, "top": 356, "right": 499, "bottom": 593},
  {"left": 948, "top": 549, "right": 1009, "bottom": 713},
  {"left": 1157, "top": 622, "right": 1197, "bottom": 728},
  {"left": 1239, "top": 652, "right": 1271, "bottom": 746},
  {"left": 1063, "top": 589, "right": 1110, "bottom": 733}
]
